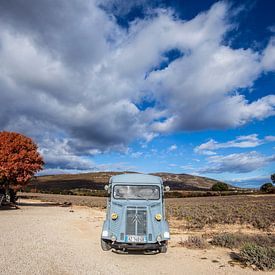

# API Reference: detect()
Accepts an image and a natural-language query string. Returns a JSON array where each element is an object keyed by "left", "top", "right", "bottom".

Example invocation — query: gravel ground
[{"left": 0, "top": 199, "right": 269, "bottom": 275}]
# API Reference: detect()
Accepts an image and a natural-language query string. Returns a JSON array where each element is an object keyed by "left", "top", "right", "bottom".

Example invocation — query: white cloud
[
  {"left": 0, "top": 1, "right": 275, "bottom": 171},
  {"left": 199, "top": 151, "right": 275, "bottom": 174},
  {"left": 131, "top": 151, "right": 144, "bottom": 158},
  {"left": 262, "top": 37, "right": 275, "bottom": 71},
  {"left": 39, "top": 138, "right": 95, "bottom": 170},
  {"left": 168, "top": 144, "right": 177, "bottom": 152},
  {"left": 195, "top": 134, "right": 268, "bottom": 154}
]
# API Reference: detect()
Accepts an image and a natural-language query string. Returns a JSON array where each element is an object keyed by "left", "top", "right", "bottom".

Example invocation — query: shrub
[
  {"left": 211, "top": 233, "right": 239, "bottom": 249},
  {"left": 238, "top": 243, "right": 275, "bottom": 271},
  {"left": 260, "top": 183, "right": 274, "bottom": 193},
  {"left": 211, "top": 233, "right": 275, "bottom": 249},
  {"left": 180, "top": 236, "right": 209, "bottom": 249},
  {"left": 211, "top": 182, "right": 229, "bottom": 191}
]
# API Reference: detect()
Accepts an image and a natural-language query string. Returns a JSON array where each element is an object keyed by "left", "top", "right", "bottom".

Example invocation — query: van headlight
[
  {"left": 155, "top": 213, "right": 162, "bottom": 221},
  {"left": 111, "top": 213, "right": 118, "bottom": 220},
  {"left": 164, "top": 232, "right": 170, "bottom": 239}
]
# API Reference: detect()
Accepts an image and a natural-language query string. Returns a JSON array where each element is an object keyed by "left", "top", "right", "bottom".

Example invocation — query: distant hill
[{"left": 28, "top": 172, "right": 237, "bottom": 192}]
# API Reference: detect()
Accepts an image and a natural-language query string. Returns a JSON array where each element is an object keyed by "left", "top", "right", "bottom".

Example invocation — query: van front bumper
[{"left": 110, "top": 241, "right": 167, "bottom": 251}]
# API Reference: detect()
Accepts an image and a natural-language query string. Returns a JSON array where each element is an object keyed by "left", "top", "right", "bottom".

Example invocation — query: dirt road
[{"left": 0, "top": 200, "right": 265, "bottom": 275}]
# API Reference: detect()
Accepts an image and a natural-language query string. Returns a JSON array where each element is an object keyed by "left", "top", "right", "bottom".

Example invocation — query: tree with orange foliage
[{"left": 0, "top": 131, "right": 44, "bottom": 190}]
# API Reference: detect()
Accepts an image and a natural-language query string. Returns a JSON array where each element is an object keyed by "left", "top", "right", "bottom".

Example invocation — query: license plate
[{"left": 126, "top": 235, "right": 146, "bottom": 243}]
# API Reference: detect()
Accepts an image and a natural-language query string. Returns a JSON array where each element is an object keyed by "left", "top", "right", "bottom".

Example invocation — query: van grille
[{"left": 126, "top": 207, "right": 147, "bottom": 236}]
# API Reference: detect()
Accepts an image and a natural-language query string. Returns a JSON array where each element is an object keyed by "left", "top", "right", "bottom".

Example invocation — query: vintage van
[{"left": 101, "top": 173, "right": 170, "bottom": 253}]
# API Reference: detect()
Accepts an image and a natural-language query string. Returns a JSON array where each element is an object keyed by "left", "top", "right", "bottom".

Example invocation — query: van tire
[
  {"left": 101, "top": 239, "right": 112, "bottom": 251},
  {"left": 159, "top": 244, "right": 167, "bottom": 253}
]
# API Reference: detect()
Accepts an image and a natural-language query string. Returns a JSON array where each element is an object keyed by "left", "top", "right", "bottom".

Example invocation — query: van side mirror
[
  {"left": 164, "top": 186, "right": 170, "bottom": 192},
  {"left": 104, "top": 185, "right": 110, "bottom": 193}
]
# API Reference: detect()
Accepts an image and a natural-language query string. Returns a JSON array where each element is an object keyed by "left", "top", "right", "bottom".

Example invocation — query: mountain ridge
[{"left": 30, "top": 171, "right": 238, "bottom": 191}]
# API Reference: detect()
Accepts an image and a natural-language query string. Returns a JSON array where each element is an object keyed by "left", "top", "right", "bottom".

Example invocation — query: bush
[
  {"left": 260, "top": 183, "right": 274, "bottom": 193},
  {"left": 211, "top": 233, "right": 275, "bottom": 249},
  {"left": 211, "top": 233, "right": 239, "bottom": 249},
  {"left": 180, "top": 236, "right": 209, "bottom": 249},
  {"left": 211, "top": 182, "right": 229, "bottom": 191},
  {"left": 238, "top": 243, "right": 275, "bottom": 271}
]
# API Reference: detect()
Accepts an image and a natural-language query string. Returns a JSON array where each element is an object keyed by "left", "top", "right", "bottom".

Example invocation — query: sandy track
[{"left": 0, "top": 200, "right": 267, "bottom": 275}]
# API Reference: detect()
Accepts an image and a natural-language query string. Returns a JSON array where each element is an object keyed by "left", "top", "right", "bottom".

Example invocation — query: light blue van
[{"left": 101, "top": 173, "right": 170, "bottom": 253}]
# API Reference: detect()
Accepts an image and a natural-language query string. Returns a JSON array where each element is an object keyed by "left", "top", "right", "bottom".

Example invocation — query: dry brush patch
[
  {"left": 166, "top": 195, "right": 275, "bottom": 231},
  {"left": 19, "top": 193, "right": 275, "bottom": 231},
  {"left": 179, "top": 235, "right": 210, "bottom": 249},
  {"left": 211, "top": 233, "right": 275, "bottom": 249},
  {"left": 237, "top": 243, "right": 275, "bottom": 271},
  {"left": 19, "top": 192, "right": 106, "bottom": 208}
]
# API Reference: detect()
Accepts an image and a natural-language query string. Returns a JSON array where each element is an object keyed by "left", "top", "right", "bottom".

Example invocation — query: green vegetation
[
  {"left": 211, "top": 233, "right": 275, "bottom": 249},
  {"left": 260, "top": 182, "right": 274, "bottom": 193},
  {"left": 208, "top": 233, "right": 275, "bottom": 271},
  {"left": 211, "top": 182, "right": 229, "bottom": 191},
  {"left": 164, "top": 190, "right": 256, "bottom": 198},
  {"left": 238, "top": 243, "right": 275, "bottom": 271},
  {"left": 259, "top": 174, "right": 275, "bottom": 194}
]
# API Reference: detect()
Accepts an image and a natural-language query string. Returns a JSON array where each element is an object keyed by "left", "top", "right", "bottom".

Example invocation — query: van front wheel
[
  {"left": 159, "top": 243, "right": 167, "bottom": 253},
  {"left": 101, "top": 239, "right": 112, "bottom": 251}
]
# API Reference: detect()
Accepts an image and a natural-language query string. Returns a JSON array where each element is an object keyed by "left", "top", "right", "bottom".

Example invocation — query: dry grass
[
  {"left": 179, "top": 235, "right": 210, "bottom": 249},
  {"left": 238, "top": 243, "right": 275, "bottom": 271},
  {"left": 19, "top": 193, "right": 275, "bottom": 231},
  {"left": 211, "top": 233, "right": 275, "bottom": 249},
  {"left": 166, "top": 195, "right": 275, "bottom": 230}
]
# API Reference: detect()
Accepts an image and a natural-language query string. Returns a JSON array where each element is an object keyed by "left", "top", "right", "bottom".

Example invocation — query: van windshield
[{"left": 113, "top": 185, "right": 160, "bottom": 200}]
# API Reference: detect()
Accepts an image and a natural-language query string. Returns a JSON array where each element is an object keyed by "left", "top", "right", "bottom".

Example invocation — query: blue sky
[{"left": 0, "top": 0, "right": 274, "bottom": 187}]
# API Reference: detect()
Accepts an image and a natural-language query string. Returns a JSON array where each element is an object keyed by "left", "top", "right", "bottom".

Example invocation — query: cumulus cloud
[
  {"left": 199, "top": 151, "right": 275, "bottom": 174},
  {"left": 0, "top": 1, "right": 275, "bottom": 171},
  {"left": 262, "top": 36, "right": 275, "bottom": 71},
  {"left": 39, "top": 138, "right": 96, "bottom": 170},
  {"left": 195, "top": 134, "right": 275, "bottom": 155},
  {"left": 195, "top": 134, "right": 275, "bottom": 154}
]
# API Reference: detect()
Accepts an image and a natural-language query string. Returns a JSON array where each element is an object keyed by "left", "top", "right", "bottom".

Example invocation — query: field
[
  {"left": 19, "top": 192, "right": 275, "bottom": 232},
  {"left": 166, "top": 195, "right": 275, "bottom": 231},
  {"left": 4, "top": 193, "right": 274, "bottom": 272},
  {"left": 2, "top": 199, "right": 263, "bottom": 275}
]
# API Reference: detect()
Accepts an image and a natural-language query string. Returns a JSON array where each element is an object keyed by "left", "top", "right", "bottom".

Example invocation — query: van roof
[{"left": 110, "top": 173, "right": 162, "bottom": 184}]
